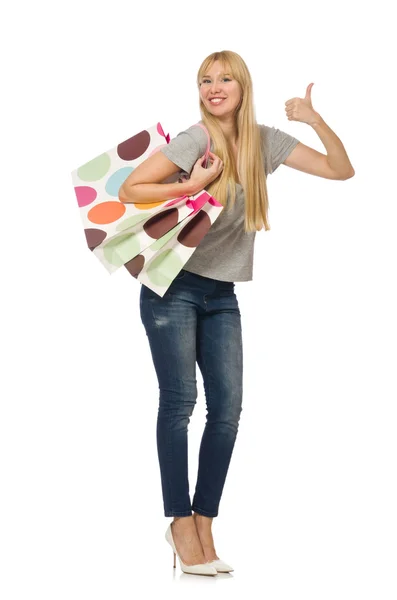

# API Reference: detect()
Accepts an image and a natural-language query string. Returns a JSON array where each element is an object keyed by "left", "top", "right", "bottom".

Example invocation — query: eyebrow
[{"left": 202, "top": 73, "right": 232, "bottom": 78}]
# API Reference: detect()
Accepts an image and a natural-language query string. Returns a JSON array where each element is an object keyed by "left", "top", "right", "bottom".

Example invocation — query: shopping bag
[
  {"left": 102, "top": 187, "right": 210, "bottom": 270},
  {"left": 71, "top": 121, "right": 224, "bottom": 296},
  {"left": 123, "top": 189, "right": 223, "bottom": 296},
  {"left": 71, "top": 122, "right": 218, "bottom": 271},
  {"left": 71, "top": 122, "right": 179, "bottom": 273}
]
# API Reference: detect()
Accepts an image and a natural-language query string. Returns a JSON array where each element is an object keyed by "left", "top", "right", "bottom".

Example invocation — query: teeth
[{"left": 210, "top": 98, "right": 224, "bottom": 104}]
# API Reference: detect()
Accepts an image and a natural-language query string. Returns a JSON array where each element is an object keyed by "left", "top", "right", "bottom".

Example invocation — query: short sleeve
[
  {"left": 269, "top": 127, "right": 300, "bottom": 173},
  {"left": 160, "top": 124, "right": 209, "bottom": 175}
]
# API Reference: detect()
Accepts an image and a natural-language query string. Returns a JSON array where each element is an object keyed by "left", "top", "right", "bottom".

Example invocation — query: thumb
[{"left": 305, "top": 82, "right": 314, "bottom": 99}]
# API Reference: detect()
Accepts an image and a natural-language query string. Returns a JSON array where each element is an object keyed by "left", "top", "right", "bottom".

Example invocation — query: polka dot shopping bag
[{"left": 71, "top": 122, "right": 223, "bottom": 297}]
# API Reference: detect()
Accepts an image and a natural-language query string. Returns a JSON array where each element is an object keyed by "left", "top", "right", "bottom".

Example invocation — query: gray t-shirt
[{"left": 160, "top": 121, "right": 299, "bottom": 282}]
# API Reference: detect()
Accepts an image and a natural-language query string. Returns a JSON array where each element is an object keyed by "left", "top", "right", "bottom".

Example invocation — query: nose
[{"left": 210, "top": 80, "right": 222, "bottom": 94}]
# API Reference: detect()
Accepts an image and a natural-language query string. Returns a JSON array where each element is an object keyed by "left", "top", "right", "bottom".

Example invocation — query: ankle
[
  {"left": 193, "top": 513, "right": 213, "bottom": 525},
  {"left": 173, "top": 515, "right": 194, "bottom": 525}
]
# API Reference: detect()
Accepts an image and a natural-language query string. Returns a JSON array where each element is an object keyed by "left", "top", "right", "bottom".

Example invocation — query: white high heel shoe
[
  {"left": 207, "top": 558, "right": 234, "bottom": 573},
  {"left": 165, "top": 523, "right": 218, "bottom": 576}
]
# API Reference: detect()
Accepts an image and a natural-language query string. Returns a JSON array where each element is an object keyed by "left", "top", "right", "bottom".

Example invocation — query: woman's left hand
[{"left": 285, "top": 83, "right": 321, "bottom": 126}]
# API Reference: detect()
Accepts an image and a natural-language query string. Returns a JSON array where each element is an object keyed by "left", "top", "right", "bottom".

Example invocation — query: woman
[{"left": 120, "top": 50, "right": 355, "bottom": 576}]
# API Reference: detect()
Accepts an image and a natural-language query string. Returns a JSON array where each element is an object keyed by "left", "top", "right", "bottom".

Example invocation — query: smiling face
[{"left": 199, "top": 60, "right": 242, "bottom": 118}]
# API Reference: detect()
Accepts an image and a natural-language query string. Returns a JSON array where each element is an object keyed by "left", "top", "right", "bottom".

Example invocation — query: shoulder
[
  {"left": 258, "top": 124, "right": 286, "bottom": 145},
  {"left": 258, "top": 123, "right": 299, "bottom": 148},
  {"left": 160, "top": 122, "right": 209, "bottom": 158},
  {"left": 181, "top": 122, "right": 210, "bottom": 155},
  {"left": 258, "top": 123, "right": 272, "bottom": 136},
  {"left": 258, "top": 123, "right": 300, "bottom": 174},
  {"left": 159, "top": 122, "right": 210, "bottom": 175}
]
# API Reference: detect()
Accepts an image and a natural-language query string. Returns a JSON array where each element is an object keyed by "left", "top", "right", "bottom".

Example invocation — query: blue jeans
[{"left": 139, "top": 269, "right": 243, "bottom": 518}]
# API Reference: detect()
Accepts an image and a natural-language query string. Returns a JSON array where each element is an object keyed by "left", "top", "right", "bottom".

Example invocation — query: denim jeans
[{"left": 139, "top": 269, "right": 243, "bottom": 518}]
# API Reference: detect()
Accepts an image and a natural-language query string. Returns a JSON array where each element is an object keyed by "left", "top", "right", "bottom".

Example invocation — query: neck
[
  {"left": 202, "top": 117, "right": 238, "bottom": 145},
  {"left": 219, "top": 117, "right": 238, "bottom": 145}
]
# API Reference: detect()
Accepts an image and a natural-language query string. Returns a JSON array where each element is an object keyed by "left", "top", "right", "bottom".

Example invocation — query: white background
[{"left": 1, "top": 0, "right": 396, "bottom": 598}]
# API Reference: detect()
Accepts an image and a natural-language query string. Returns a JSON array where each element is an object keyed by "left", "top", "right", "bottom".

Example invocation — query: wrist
[
  {"left": 180, "top": 179, "right": 200, "bottom": 197},
  {"left": 310, "top": 112, "right": 323, "bottom": 127}
]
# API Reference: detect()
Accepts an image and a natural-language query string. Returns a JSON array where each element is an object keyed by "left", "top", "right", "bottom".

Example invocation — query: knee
[
  {"left": 208, "top": 399, "right": 243, "bottom": 429},
  {"left": 158, "top": 383, "right": 198, "bottom": 417}
]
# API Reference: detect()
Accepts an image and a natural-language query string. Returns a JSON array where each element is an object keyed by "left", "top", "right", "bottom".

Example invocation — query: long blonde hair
[{"left": 197, "top": 50, "right": 270, "bottom": 232}]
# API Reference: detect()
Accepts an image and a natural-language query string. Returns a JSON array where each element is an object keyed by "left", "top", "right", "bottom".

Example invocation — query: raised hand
[{"left": 285, "top": 83, "right": 320, "bottom": 126}]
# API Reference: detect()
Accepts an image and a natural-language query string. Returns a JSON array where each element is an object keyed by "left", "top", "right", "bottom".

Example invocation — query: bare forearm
[
  {"left": 119, "top": 180, "right": 197, "bottom": 204},
  {"left": 311, "top": 114, "right": 355, "bottom": 178}
]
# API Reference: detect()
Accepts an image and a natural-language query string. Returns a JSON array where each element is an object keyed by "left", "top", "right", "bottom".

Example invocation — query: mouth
[{"left": 209, "top": 98, "right": 226, "bottom": 105}]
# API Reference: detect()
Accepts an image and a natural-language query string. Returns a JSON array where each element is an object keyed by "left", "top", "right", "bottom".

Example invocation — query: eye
[{"left": 202, "top": 77, "right": 231, "bottom": 83}]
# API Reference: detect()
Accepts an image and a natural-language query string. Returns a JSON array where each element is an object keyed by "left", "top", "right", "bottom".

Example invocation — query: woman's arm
[
  {"left": 283, "top": 115, "right": 355, "bottom": 180},
  {"left": 119, "top": 179, "right": 198, "bottom": 204},
  {"left": 310, "top": 114, "right": 355, "bottom": 178},
  {"left": 283, "top": 84, "right": 355, "bottom": 179}
]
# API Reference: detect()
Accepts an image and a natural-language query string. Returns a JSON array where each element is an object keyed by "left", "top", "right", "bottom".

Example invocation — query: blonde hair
[{"left": 197, "top": 50, "right": 270, "bottom": 232}]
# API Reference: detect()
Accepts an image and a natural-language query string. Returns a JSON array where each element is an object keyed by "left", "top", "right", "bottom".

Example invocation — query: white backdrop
[{"left": 1, "top": 0, "right": 396, "bottom": 598}]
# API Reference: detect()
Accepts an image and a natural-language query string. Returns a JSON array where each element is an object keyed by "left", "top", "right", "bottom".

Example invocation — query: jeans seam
[
  {"left": 192, "top": 323, "right": 215, "bottom": 514},
  {"left": 146, "top": 294, "right": 176, "bottom": 515}
]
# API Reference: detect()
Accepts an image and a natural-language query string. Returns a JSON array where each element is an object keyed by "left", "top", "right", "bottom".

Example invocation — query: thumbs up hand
[{"left": 285, "top": 83, "right": 321, "bottom": 126}]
